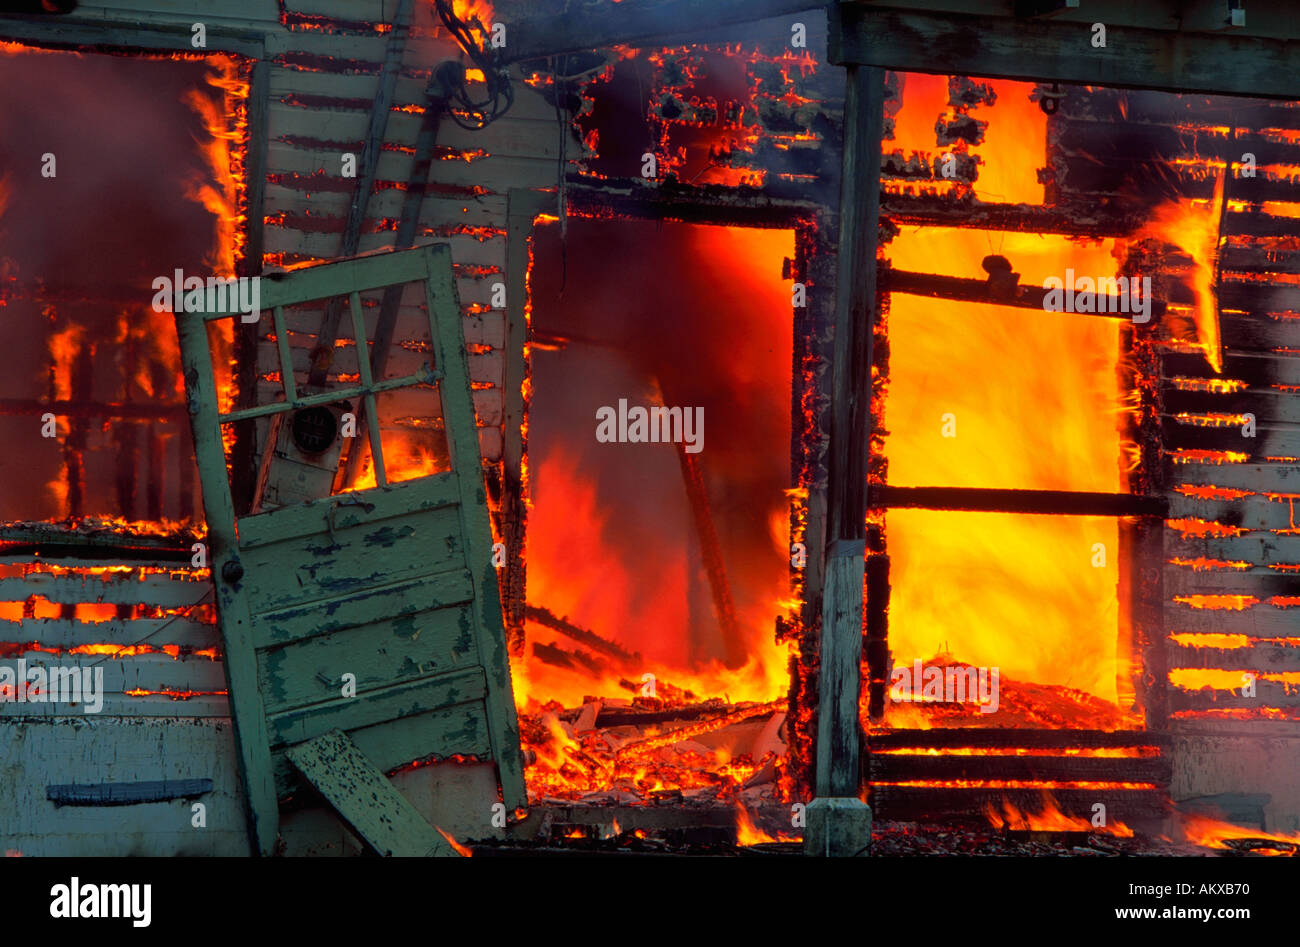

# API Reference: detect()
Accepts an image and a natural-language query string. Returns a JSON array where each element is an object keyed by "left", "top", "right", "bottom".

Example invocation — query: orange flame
[
  {"left": 735, "top": 802, "right": 776, "bottom": 845},
  {"left": 435, "top": 826, "right": 474, "bottom": 857},
  {"left": 1136, "top": 170, "right": 1226, "bottom": 372},
  {"left": 986, "top": 794, "right": 1134, "bottom": 837},
  {"left": 1181, "top": 814, "right": 1300, "bottom": 852}
]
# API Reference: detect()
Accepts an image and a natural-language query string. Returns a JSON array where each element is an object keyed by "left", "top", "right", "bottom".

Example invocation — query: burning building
[{"left": 0, "top": 0, "right": 1298, "bottom": 860}]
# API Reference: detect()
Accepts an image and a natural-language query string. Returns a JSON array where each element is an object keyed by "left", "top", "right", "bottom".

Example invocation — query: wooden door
[{"left": 174, "top": 244, "right": 525, "bottom": 855}]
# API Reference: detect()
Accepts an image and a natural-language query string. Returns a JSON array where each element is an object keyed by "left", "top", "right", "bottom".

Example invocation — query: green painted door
[{"left": 174, "top": 244, "right": 525, "bottom": 855}]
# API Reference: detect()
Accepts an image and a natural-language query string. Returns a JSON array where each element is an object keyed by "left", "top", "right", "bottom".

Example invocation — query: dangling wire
[{"left": 434, "top": 0, "right": 515, "bottom": 130}]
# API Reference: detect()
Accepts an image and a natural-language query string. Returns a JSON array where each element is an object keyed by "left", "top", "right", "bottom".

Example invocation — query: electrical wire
[{"left": 433, "top": 0, "right": 515, "bottom": 130}]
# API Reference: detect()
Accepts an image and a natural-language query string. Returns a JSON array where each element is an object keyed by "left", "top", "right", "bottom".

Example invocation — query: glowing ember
[
  {"left": 1168, "top": 633, "right": 1251, "bottom": 649},
  {"left": 1170, "top": 668, "right": 1300, "bottom": 690},
  {"left": 1172, "top": 594, "right": 1257, "bottom": 610}
]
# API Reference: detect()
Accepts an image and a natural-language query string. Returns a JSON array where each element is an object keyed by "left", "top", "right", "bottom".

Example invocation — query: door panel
[{"left": 175, "top": 244, "right": 524, "bottom": 855}]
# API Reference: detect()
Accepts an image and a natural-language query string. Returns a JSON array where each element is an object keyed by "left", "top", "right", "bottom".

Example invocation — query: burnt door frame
[{"left": 502, "top": 185, "right": 834, "bottom": 697}]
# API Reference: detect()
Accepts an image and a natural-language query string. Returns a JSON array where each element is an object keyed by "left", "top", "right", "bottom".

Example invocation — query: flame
[
  {"left": 1136, "top": 170, "right": 1226, "bottom": 372},
  {"left": 449, "top": 0, "right": 494, "bottom": 27},
  {"left": 734, "top": 802, "right": 777, "bottom": 845},
  {"left": 518, "top": 225, "right": 795, "bottom": 714},
  {"left": 1181, "top": 814, "right": 1300, "bottom": 852},
  {"left": 182, "top": 59, "right": 249, "bottom": 428},
  {"left": 434, "top": 826, "right": 474, "bottom": 857},
  {"left": 890, "top": 75, "right": 1044, "bottom": 204},
  {"left": 985, "top": 794, "right": 1134, "bottom": 837},
  {"left": 883, "top": 225, "right": 1125, "bottom": 705}
]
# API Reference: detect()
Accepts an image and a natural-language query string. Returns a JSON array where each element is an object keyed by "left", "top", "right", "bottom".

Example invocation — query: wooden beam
[
  {"left": 286, "top": 729, "right": 457, "bottom": 857},
  {"left": 863, "top": 525, "right": 889, "bottom": 721},
  {"left": 815, "top": 65, "right": 884, "bottom": 800},
  {"left": 231, "top": 57, "right": 271, "bottom": 515},
  {"left": 883, "top": 193, "right": 1143, "bottom": 237},
  {"left": 675, "top": 443, "right": 745, "bottom": 666},
  {"left": 870, "top": 485, "right": 1169, "bottom": 517},
  {"left": 504, "top": 189, "right": 556, "bottom": 654},
  {"left": 0, "top": 15, "right": 266, "bottom": 57},
  {"left": 869, "top": 728, "right": 1169, "bottom": 750},
  {"left": 500, "top": 0, "right": 824, "bottom": 64},
  {"left": 882, "top": 268, "right": 1168, "bottom": 320},
  {"left": 830, "top": 6, "right": 1300, "bottom": 99},
  {"left": 0, "top": 399, "right": 185, "bottom": 421},
  {"left": 523, "top": 604, "right": 640, "bottom": 666}
]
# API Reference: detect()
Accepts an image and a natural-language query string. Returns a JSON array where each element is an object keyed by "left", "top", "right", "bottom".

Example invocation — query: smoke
[{"left": 0, "top": 47, "right": 220, "bottom": 521}]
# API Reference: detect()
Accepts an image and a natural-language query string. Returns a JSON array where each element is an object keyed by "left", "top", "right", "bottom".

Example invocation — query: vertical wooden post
[
  {"left": 864, "top": 523, "right": 890, "bottom": 720},
  {"left": 805, "top": 65, "right": 883, "bottom": 857},
  {"left": 230, "top": 57, "right": 270, "bottom": 515},
  {"left": 815, "top": 64, "right": 884, "bottom": 799},
  {"left": 503, "top": 190, "right": 557, "bottom": 655}
]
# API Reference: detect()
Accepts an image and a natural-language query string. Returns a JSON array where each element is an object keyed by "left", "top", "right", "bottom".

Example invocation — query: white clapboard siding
[{"left": 0, "top": 716, "right": 246, "bottom": 856}]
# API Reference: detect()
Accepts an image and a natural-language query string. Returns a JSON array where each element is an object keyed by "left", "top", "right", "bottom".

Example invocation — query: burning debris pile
[{"left": 518, "top": 686, "right": 789, "bottom": 810}]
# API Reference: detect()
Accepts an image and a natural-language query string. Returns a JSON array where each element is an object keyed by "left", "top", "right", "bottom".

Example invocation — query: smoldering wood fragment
[
  {"left": 525, "top": 604, "right": 640, "bottom": 666},
  {"left": 527, "top": 641, "right": 607, "bottom": 678},
  {"left": 595, "top": 700, "right": 731, "bottom": 728}
]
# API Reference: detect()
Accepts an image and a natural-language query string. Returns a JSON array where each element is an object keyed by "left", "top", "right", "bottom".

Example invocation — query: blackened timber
[
  {"left": 883, "top": 193, "right": 1142, "bottom": 236},
  {"left": 675, "top": 444, "right": 744, "bottom": 667},
  {"left": 0, "top": 400, "right": 186, "bottom": 421},
  {"left": 0, "top": 524, "right": 194, "bottom": 560},
  {"left": 830, "top": 6, "right": 1300, "bottom": 99},
  {"left": 524, "top": 604, "right": 640, "bottom": 666},
  {"left": 864, "top": 525, "right": 889, "bottom": 721},
  {"left": 869, "top": 755, "right": 1171, "bottom": 784},
  {"left": 595, "top": 701, "right": 731, "bottom": 728},
  {"left": 232, "top": 59, "right": 272, "bottom": 515},
  {"left": 868, "top": 729, "right": 1169, "bottom": 750},
  {"left": 564, "top": 178, "right": 820, "bottom": 229},
  {"left": 500, "top": 0, "right": 824, "bottom": 65},
  {"left": 504, "top": 190, "right": 557, "bottom": 655},
  {"left": 869, "top": 486, "right": 1167, "bottom": 517},
  {"left": 530, "top": 641, "right": 606, "bottom": 677},
  {"left": 883, "top": 268, "right": 1167, "bottom": 319},
  {"left": 816, "top": 65, "right": 884, "bottom": 801}
]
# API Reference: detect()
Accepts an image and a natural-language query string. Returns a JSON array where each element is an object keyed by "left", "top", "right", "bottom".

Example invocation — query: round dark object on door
[{"left": 291, "top": 406, "right": 338, "bottom": 455}]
